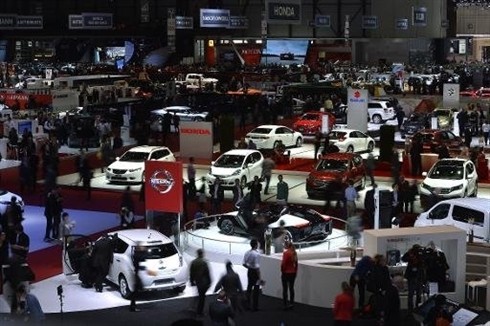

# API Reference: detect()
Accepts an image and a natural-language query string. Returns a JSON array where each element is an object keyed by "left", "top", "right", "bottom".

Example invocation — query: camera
[{"left": 57, "top": 285, "right": 63, "bottom": 296}]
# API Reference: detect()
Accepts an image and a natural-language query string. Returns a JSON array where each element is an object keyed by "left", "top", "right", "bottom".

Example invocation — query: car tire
[
  {"left": 220, "top": 218, "right": 235, "bottom": 235},
  {"left": 372, "top": 114, "right": 382, "bottom": 124},
  {"left": 240, "top": 175, "right": 247, "bottom": 188},
  {"left": 119, "top": 275, "right": 133, "bottom": 299},
  {"left": 347, "top": 145, "right": 354, "bottom": 153},
  {"left": 295, "top": 137, "right": 303, "bottom": 147},
  {"left": 367, "top": 142, "right": 374, "bottom": 152}
]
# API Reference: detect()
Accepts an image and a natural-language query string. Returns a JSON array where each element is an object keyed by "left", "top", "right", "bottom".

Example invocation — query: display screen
[
  {"left": 260, "top": 39, "right": 309, "bottom": 65},
  {"left": 18, "top": 120, "right": 32, "bottom": 134}
]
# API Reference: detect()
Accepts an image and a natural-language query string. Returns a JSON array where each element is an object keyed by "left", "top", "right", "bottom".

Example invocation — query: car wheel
[
  {"left": 295, "top": 137, "right": 303, "bottom": 147},
  {"left": 347, "top": 145, "right": 354, "bottom": 153},
  {"left": 220, "top": 218, "right": 235, "bottom": 235},
  {"left": 284, "top": 230, "right": 294, "bottom": 243},
  {"left": 367, "top": 142, "right": 374, "bottom": 152},
  {"left": 471, "top": 184, "right": 478, "bottom": 197},
  {"left": 119, "top": 275, "right": 132, "bottom": 299},
  {"left": 240, "top": 175, "right": 247, "bottom": 188},
  {"left": 372, "top": 114, "right": 382, "bottom": 124}
]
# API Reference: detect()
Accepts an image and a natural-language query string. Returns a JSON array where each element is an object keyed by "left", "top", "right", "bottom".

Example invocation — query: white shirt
[{"left": 243, "top": 249, "right": 261, "bottom": 270}]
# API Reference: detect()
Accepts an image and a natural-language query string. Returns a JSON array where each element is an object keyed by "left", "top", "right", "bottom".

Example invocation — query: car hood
[
  {"left": 108, "top": 161, "right": 144, "bottom": 170},
  {"left": 309, "top": 170, "right": 343, "bottom": 181},
  {"left": 268, "top": 214, "right": 308, "bottom": 228},
  {"left": 294, "top": 120, "right": 319, "bottom": 127},
  {"left": 422, "top": 178, "right": 464, "bottom": 188},
  {"left": 211, "top": 166, "right": 242, "bottom": 176}
]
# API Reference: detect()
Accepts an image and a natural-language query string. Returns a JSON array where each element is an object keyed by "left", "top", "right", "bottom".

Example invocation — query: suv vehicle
[
  {"left": 63, "top": 229, "right": 187, "bottom": 299},
  {"left": 106, "top": 145, "right": 176, "bottom": 183},
  {"left": 207, "top": 149, "right": 264, "bottom": 188},
  {"left": 368, "top": 100, "right": 396, "bottom": 124},
  {"left": 419, "top": 158, "right": 478, "bottom": 207},
  {"left": 306, "top": 152, "right": 365, "bottom": 199}
]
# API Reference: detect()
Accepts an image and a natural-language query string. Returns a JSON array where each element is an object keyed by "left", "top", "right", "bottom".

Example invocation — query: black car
[
  {"left": 217, "top": 204, "right": 333, "bottom": 243},
  {"left": 400, "top": 112, "right": 430, "bottom": 138}
]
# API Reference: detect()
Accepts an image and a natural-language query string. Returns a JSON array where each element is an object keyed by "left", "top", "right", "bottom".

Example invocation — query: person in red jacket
[
  {"left": 281, "top": 240, "right": 298, "bottom": 310},
  {"left": 333, "top": 281, "right": 355, "bottom": 326}
]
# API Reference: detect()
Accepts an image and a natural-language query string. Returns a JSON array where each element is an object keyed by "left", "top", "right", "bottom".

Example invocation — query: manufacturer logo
[
  {"left": 354, "top": 91, "right": 361, "bottom": 98},
  {"left": 181, "top": 128, "right": 211, "bottom": 135},
  {"left": 448, "top": 88, "right": 455, "bottom": 96},
  {"left": 149, "top": 170, "right": 175, "bottom": 194}
]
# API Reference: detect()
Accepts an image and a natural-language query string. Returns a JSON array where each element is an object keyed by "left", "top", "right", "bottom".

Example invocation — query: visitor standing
[
  {"left": 276, "top": 174, "right": 289, "bottom": 205},
  {"left": 281, "top": 240, "right": 297, "bottom": 310},
  {"left": 349, "top": 255, "right": 373, "bottom": 309},
  {"left": 243, "top": 239, "right": 262, "bottom": 311},
  {"left": 261, "top": 154, "right": 275, "bottom": 195},
  {"left": 333, "top": 281, "right": 355, "bottom": 326},
  {"left": 344, "top": 181, "right": 358, "bottom": 219},
  {"left": 214, "top": 260, "right": 243, "bottom": 313},
  {"left": 190, "top": 249, "right": 212, "bottom": 317}
]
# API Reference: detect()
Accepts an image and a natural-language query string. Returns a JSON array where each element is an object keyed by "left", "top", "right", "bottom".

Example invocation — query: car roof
[
  {"left": 108, "top": 229, "right": 173, "bottom": 246},
  {"left": 433, "top": 159, "right": 466, "bottom": 166},
  {"left": 435, "top": 197, "right": 490, "bottom": 211},
  {"left": 319, "top": 152, "right": 358, "bottom": 160},
  {"left": 127, "top": 145, "right": 171, "bottom": 153},
  {"left": 252, "top": 125, "right": 287, "bottom": 129},
  {"left": 330, "top": 128, "right": 364, "bottom": 133},
  {"left": 221, "top": 149, "right": 261, "bottom": 155}
]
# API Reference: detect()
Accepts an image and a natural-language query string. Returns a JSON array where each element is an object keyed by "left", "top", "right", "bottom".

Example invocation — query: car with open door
[{"left": 63, "top": 229, "right": 187, "bottom": 299}]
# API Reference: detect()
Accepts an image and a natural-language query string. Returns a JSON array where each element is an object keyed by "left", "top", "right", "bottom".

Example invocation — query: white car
[
  {"left": 105, "top": 146, "right": 176, "bottom": 183},
  {"left": 368, "top": 100, "right": 396, "bottom": 124},
  {"left": 245, "top": 125, "right": 303, "bottom": 149},
  {"left": 151, "top": 106, "right": 208, "bottom": 122},
  {"left": 207, "top": 149, "right": 264, "bottom": 188},
  {"left": 327, "top": 129, "right": 375, "bottom": 153},
  {"left": 63, "top": 229, "right": 187, "bottom": 299},
  {"left": 0, "top": 190, "right": 24, "bottom": 214},
  {"left": 419, "top": 158, "right": 478, "bottom": 201}
]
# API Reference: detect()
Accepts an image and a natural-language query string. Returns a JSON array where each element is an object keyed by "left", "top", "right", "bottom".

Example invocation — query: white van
[{"left": 414, "top": 198, "right": 490, "bottom": 242}]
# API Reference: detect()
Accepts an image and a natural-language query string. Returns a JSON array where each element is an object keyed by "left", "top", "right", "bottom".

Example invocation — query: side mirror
[
  {"left": 115, "top": 157, "right": 120, "bottom": 161},
  {"left": 211, "top": 161, "right": 215, "bottom": 165},
  {"left": 422, "top": 171, "right": 427, "bottom": 177}
]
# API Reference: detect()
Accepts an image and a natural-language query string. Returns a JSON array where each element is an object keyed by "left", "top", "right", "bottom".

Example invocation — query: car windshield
[
  {"left": 328, "top": 131, "right": 346, "bottom": 140},
  {"left": 428, "top": 164, "right": 464, "bottom": 180},
  {"left": 250, "top": 128, "right": 272, "bottom": 134},
  {"left": 136, "top": 244, "right": 178, "bottom": 260},
  {"left": 214, "top": 154, "right": 244, "bottom": 168},
  {"left": 119, "top": 151, "right": 149, "bottom": 162},
  {"left": 316, "top": 159, "right": 348, "bottom": 171},
  {"left": 301, "top": 114, "right": 319, "bottom": 120}
]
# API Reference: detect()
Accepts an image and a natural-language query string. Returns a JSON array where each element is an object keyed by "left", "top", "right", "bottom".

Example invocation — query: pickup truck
[{"left": 176, "top": 73, "right": 218, "bottom": 89}]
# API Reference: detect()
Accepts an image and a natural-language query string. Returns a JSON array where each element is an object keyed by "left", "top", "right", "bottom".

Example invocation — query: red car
[
  {"left": 411, "top": 129, "right": 463, "bottom": 152},
  {"left": 306, "top": 152, "right": 366, "bottom": 199},
  {"left": 292, "top": 111, "right": 335, "bottom": 136}
]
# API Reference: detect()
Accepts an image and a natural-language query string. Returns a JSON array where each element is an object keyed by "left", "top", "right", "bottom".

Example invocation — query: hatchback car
[
  {"left": 207, "top": 149, "right": 264, "bottom": 188},
  {"left": 327, "top": 129, "right": 375, "bottom": 153},
  {"left": 245, "top": 125, "right": 303, "bottom": 149},
  {"left": 292, "top": 111, "right": 335, "bottom": 135},
  {"left": 419, "top": 158, "right": 478, "bottom": 204},
  {"left": 306, "top": 152, "right": 366, "bottom": 199},
  {"left": 106, "top": 146, "right": 176, "bottom": 183},
  {"left": 63, "top": 229, "right": 187, "bottom": 299},
  {"left": 151, "top": 106, "right": 208, "bottom": 122},
  {"left": 411, "top": 129, "right": 463, "bottom": 153}
]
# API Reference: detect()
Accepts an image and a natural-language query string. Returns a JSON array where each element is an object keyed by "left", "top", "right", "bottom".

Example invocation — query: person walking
[
  {"left": 43, "top": 189, "right": 56, "bottom": 242},
  {"left": 190, "top": 249, "right": 212, "bottom": 317},
  {"left": 349, "top": 255, "right": 373, "bottom": 310},
  {"left": 210, "top": 178, "right": 224, "bottom": 215},
  {"left": 281, "top": 240, "right": 297, "bottom": 310},
  {"left": 209, "top": 289, "right": 235, "bottom": 326},
  {"left": 344, "top": 180, "right": 358, "bottom": 219},
  {"left": 248, "top": 176, "right": 262, "bottom": 208},
  {"left": 129, "top": 242, "right": 146, "bottom": 312},
  {"left": 261, "top": 154, "right": 275, "bottom": 195},
  {"left": 232, "top": 179, "right": 243, "bottom": 208},
  {"left": 188, "top": 157, "right": 197, "bottom": 198},
  {"left": 214, "top": 260, "right": 243, "bottom": 313},
  {"left": 276, "top": 174, "right": 289, "bottom": 205},
  {"left": 242, "top": 239, "right": 262, "bottom": 311},
  {"left": 333, "top": 281, "right": 355, "bottom": 326},
  {"left": 402, "top": 244, "right": 425, "bottom": 311}
]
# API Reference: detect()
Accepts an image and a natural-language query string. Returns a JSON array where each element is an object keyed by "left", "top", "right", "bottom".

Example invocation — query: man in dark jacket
[
  {"left": 214, "top": 261, "right": 243, "bottom": 313},
  {"left": 209, "top": 290, "right": 235, "bottom": 326},
  {"left": 190, "top": 249, "right": 211, "bottom": 316},
  {"left": 91, "top": 235, "right": 114, "bottom": 292},
  {"left": 210, "top": 178, "right": 224, "bottom": 215},
  {"left": 402, "top": 244, "right": 425, "bottom": 311}
]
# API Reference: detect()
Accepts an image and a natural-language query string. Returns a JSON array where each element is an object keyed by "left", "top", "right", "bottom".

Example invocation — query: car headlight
[
  {"left": 421, "top": 183, "right": 432, "bottom": 191},
  {"left": 231, "top": 169, "right": 241, "bottom": 176},
  {"left": 128, "top": 168, "right": 142, "bottom": 172},
  {"left": 106, "top": 168, "right": 112, "bottom": 172},
  {"left": 450, "top": 184, "right": 463, "bottom": 192}
]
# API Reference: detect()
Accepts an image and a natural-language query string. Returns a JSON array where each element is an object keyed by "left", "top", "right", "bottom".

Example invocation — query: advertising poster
[
  {"left": 396, "top": 18, "right": 408, "bottom": 30},
  {"left": 442, "top": 83, "right": 460, "bottom": 109},
  {"left": 347, "top": 88, "right": 368, "bottom": 132},
  {"left": 362, "top": 16, "right": 378, "bottom": 29},
  {"left": 266, "top": 0, "right": 301, "bottom": 25},
  {"left": 412, "top": 7, "right": 427, "bottom": 27},
  {"left": 144, "top": 161, "right": 183, "bottom": 213},
  {"left": 200, "top": 9, "right": 230, "bottom": 28},
  {"left": 179, "top": 121, "right": 214, "bottom": 159}
]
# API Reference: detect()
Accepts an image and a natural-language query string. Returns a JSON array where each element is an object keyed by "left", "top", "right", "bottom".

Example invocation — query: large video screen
[
  {"left": 95, "top": 41, "right": 135, "bottom": 67},
  {"left": 261, "top": 39, "right": 309, "bottom": 65}
]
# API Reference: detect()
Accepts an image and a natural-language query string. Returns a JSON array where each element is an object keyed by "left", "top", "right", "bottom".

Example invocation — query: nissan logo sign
[{"left": 150, "top": 170, "right": 175, "bottom": 194}]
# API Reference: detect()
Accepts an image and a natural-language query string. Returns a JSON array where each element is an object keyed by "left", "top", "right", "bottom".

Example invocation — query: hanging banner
[
  {"left": 315, "top": 15, "right": 331, "bottom": 28},
  {"left": 176, "top": 16, "right": 193, "bottom": 29},
  {"left": 362, "top": 16, "right": 378, "bottom": 30},
  {"left": 145, "top": 161, "right": 183, "bottom": 213},
  {"left": 396, "top": 18, "right": 408, "bottom": 30},
  {"left": 266, "top": 0, "right": 301, "bottom": 25},
  {"left": 443, "top": 83, "right": 460, "bottom": 109},
  {"left": 347, "top": 88, "right": 368, "bottom": 133},
  {"left": 69, "top": 13, "right": 113, "bottom": 29},
  {"left": 412, "top": 7, "right": 427, "bottom": 27},
  {"left": 0, "top": 15, "right": 43, "bottom": 29},
  {"left": 200, "top": 9, "right": 230, "bottom": 28},
  {"left": 229, "top": 16, "right": 249, "bottom": 29},
  {"left": 179, "top": 121, "right": 214, "bottom": 159}
]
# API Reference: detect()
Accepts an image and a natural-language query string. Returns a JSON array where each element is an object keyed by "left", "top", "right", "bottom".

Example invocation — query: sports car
[{"left": 217, "top": 204, "right": 333, "bottom": 243}]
